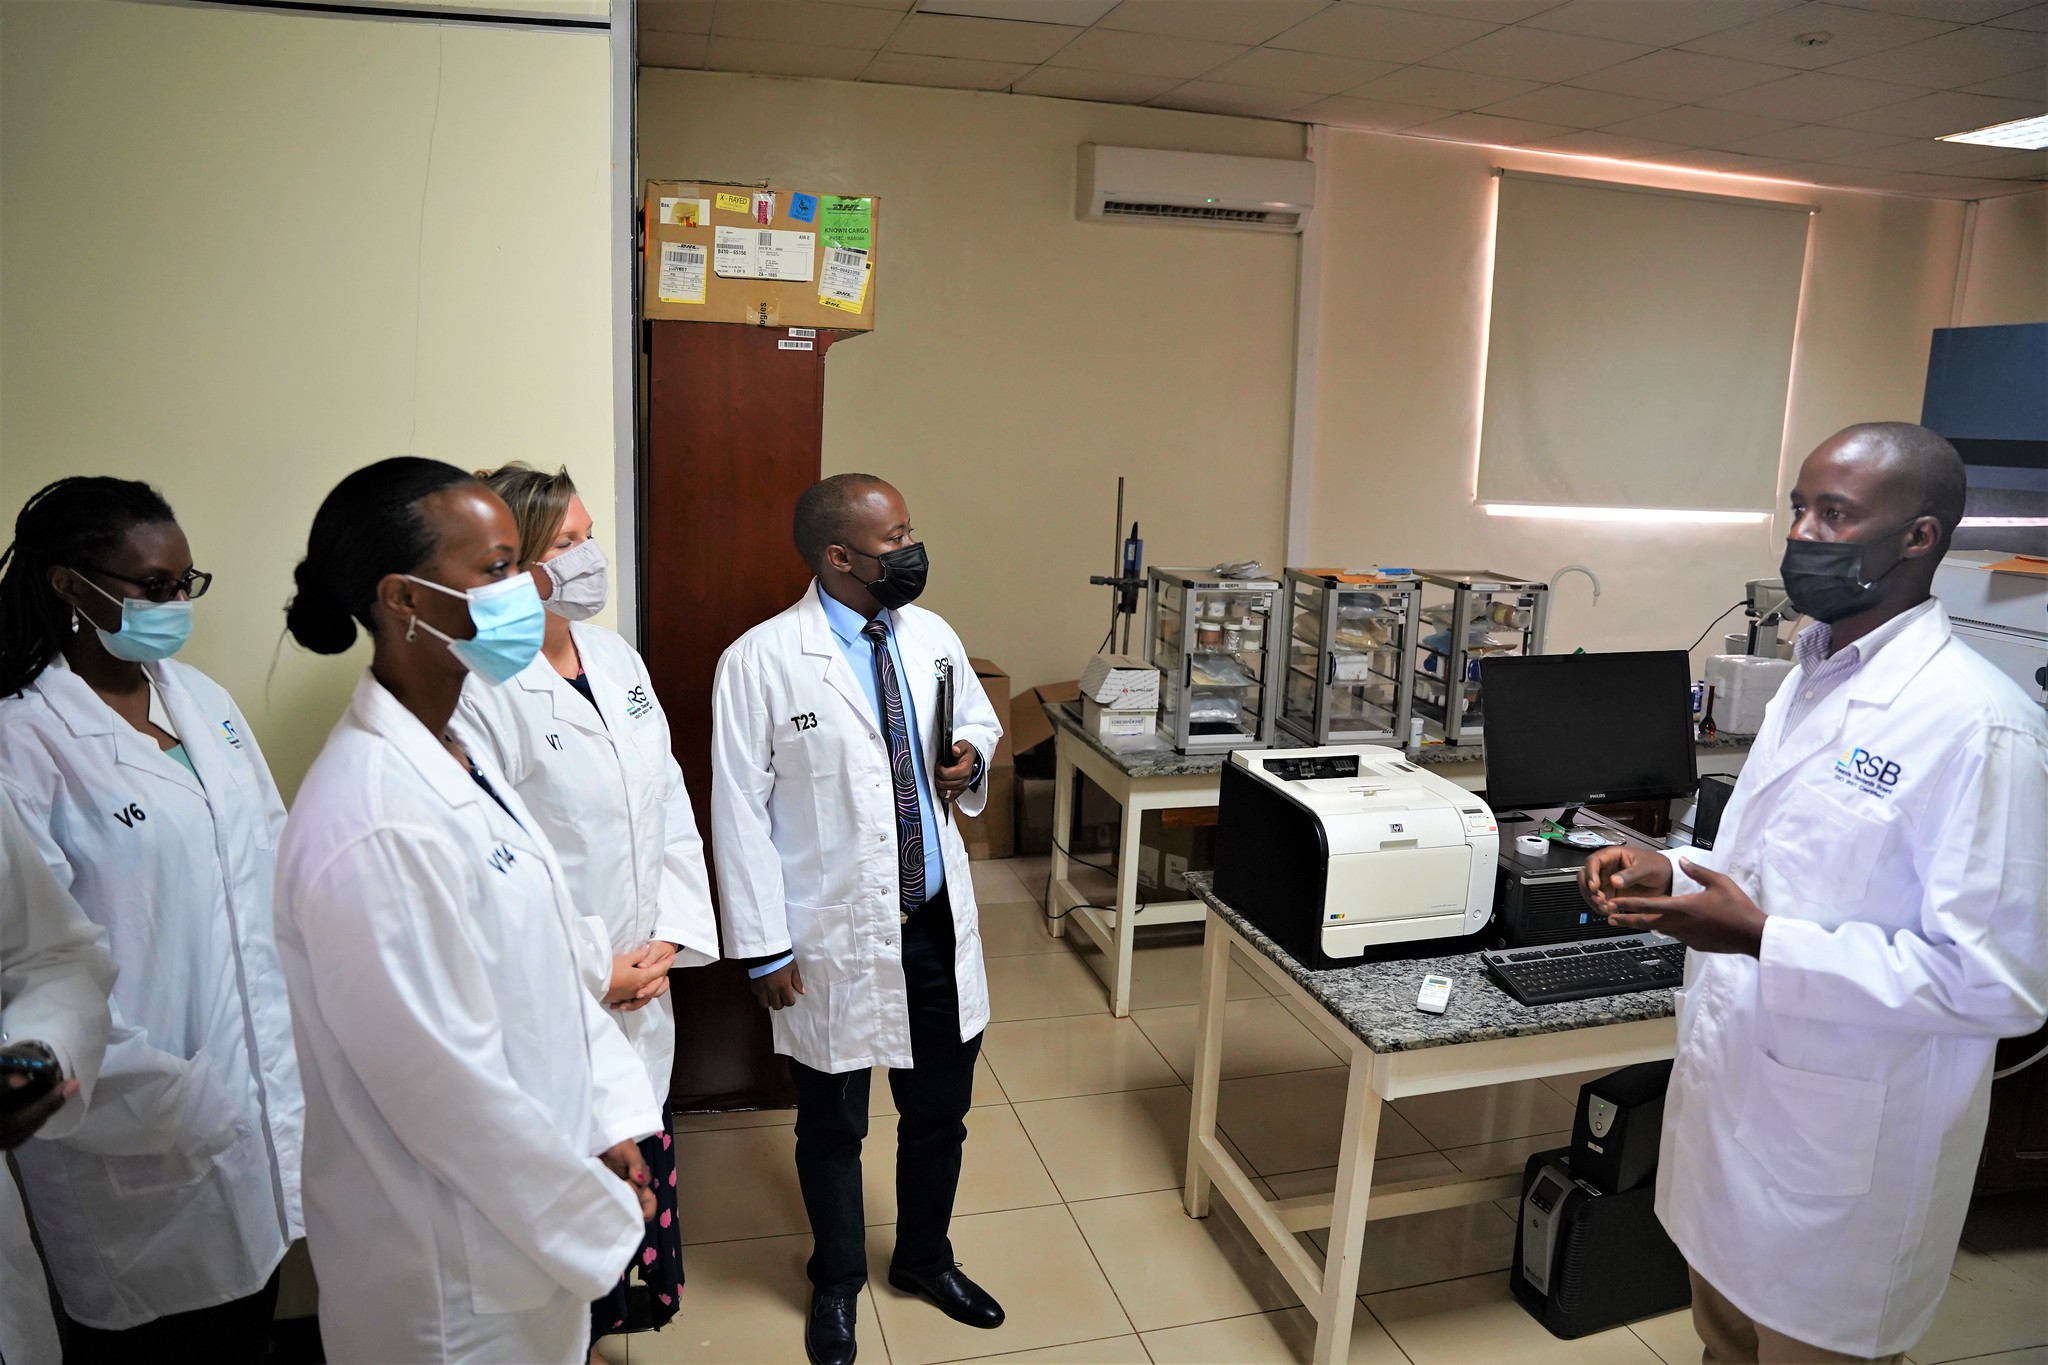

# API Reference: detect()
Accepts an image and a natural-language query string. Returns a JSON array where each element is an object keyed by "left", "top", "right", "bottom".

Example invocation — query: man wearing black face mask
[
  {"left": 710, "top": 475, "right": 1006, "bottom": 1365},
  {"left": 1580, "top": 423, "right": 2048, "bottom": 1364}
]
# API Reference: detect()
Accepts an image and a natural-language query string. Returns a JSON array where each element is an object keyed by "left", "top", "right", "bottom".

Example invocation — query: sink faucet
[{"left": 1549, "top": 563, "right": 1602, "bottom": 603}]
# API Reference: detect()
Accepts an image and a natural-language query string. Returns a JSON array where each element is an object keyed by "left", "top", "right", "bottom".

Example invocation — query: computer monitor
[{"left": 1479, "top": 651, "right": 1698, "bottom": 815}]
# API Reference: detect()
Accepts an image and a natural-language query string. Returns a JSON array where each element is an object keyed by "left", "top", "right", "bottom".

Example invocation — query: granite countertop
[
  {"left": 1183, "top": 872, "right": 1672, "bottom": 1054},
  {"left": 1045, "top": 698, "right": 1749, "bottom": 780}
]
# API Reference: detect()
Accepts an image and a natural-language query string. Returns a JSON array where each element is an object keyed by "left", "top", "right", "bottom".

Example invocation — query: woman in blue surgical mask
[
  {"left": 277, "top": 457, "right": 661, "bottom": 1365},
  {"left": 0, "top": 476, "right": 304, "bottom": 1362}
]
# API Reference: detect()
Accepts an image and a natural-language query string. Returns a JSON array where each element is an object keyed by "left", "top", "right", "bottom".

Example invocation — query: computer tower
[
  {"left": 1491, "top": 812, "right": 1658, "bottom": 948},
  {"left": 1509, "top": 1149, "right": 1691, "bottom": 1339}
]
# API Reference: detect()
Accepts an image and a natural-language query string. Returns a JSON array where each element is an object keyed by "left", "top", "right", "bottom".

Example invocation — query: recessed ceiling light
[
  {"left": 1793, "top": 31, "right": 1832, "bottom": 46},
  {"left": 1940, "top": 114, "right": 2048, "bottom": 150}
]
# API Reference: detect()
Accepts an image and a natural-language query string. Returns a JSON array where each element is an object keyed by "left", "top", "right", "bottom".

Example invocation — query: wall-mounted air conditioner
[{"left": 1076, "top": 144, "right": 1315, "bottom": 233}]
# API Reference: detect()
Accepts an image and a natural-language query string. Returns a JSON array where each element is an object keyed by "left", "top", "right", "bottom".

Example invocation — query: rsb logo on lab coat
[{"left": 1835, "top": 746, "right": 1902, "bottom": 797}]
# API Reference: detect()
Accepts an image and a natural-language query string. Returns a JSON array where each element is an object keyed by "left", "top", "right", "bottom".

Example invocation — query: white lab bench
[{"left": 1041, "top": 698, "right": 1748, "bottom": 1018}]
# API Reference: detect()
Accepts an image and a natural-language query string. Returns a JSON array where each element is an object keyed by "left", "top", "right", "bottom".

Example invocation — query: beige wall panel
[
  {"left": 1305, "top": 129, "right": 1964, "bottom": 676},
  {"left": 638, "top": 70, "right": 1304, "bottom": 694},
  {"left": 1, "top": 1, "right": 615, "bottom": 797},
  {"left": 1959, "top": 189, "right": 2047, "bottom": 328}
]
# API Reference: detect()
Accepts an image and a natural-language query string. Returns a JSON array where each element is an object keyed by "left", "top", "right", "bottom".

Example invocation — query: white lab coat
[
  {"left": 0, "top": 792, "right": 116, "bottom": 1365},
  {"left": 0, "top": 658, "right": 303, "bottom": 1330},
  {"left": 452, "top": 621, "right": 719, "bottom": 1100},
  {"left": 1656, "top": 603, "right": 2048, "bottom": 1357},
  {"left": 711, "top": 584, "right": 1002, "bottom": 1074},
  {"left": 276, "top": 671, "right": 659, "bottom": 1365}
]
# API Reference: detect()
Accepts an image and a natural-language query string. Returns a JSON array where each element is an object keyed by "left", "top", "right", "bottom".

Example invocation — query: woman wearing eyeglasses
[{"left": 0, "top": 476, "right": 302, "bottom": 1363}]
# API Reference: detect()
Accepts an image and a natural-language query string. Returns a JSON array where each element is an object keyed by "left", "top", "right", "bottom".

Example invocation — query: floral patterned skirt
[{"left": 591, "top": 1114, "right": 683, "bottom": 1341}]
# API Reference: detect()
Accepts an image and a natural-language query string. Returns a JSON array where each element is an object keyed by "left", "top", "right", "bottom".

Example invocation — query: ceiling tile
[
  {"left": 1572, "top": 48, "right": 1804, "bottom": 99},
  {"left": 1369, "top": 0, "right": 1571, "bottom": 20},
  {"left": 1700, "top": 69, "right": 1923, "bottom": 117},
  {"left": 1010, "top": 65, "right": 1182, "bottom": 99},
  {"left": 864, "top": 52, "right": 1032, "bottom": 87},
  {"left": 1524, "top": 0, "right": 1800, "bottom": 48},
  {"left": 1046, "top": 27, "right": 1246, "bottom": 76},
  {"left": 1479, "top": 83, "right": 1672, "bottom": 126},
  {"left": 1774, "top": 157, "right": 1897, "bottom": 180},
  {"left": 1681, "top": 2, "right": 1960, "bottom": 70},
  {"left": 916, "top": 0, "right": 1115, "bottom": 22},
  {"left": 705, "top": 35, "right": 877, "bottom": 77},
  {"left": 1266, "top": 4, "right": 1501, "bottom": 63},
  {"left": 1602, "top": 104, "right": 1802, "bottom": 143},
  {"left": 1829, "top": 0, "right": 2039, "bottom": 18},
  {"left": 1986, "top": 2, "right": 2048, "bottom": 26},
  {"left": 1095, "top": 0, "right": 1331, "bottom": 46},
  {"left": 1718, "top": 122, "right": 1910, "bottom": 155},
  {"left": 714, "top": 0, "right": 904, "bottom": 47},
  {"left": 1151, "top": 80, "right": 1324, "bottom": 115},
  {"left": 816, "top": 0, "right": 916, "bottom": 8},
  {"left": 1349, "top": 63, "right": 1543, "bottom": 106},
  {"left": 640, "top": 0, "right": 712, "bottom": 35},
  {"left": 1951, "top": 146, "right": 2048, "bottom": 173},
  {"left": 639, "top": 30, "right": 709, "bottom": 66},
  {"left": 1406, "top": 110, "right": 1578, "bottom": 142},
  {"left": 1832, "top": 132, "right": 2032, "bottom": 163},
  {"left": 887, "top": 13, "right": 1081, "bottom": 61},
  {"left": 1824, "top": 25, "right": 2045, "bottom": 86},
  {"left": 1640, "top": 147, "right": 1804, "bottom": 173},
  {"left": 1832, "top": 87, "right": 2044, "bottom": 131},
  {"left": 1429, "top": 25, "right": 1652, "bottom": 81},
  {"left": 1963, "top": 67, "right": 2048, "bottom": 95},
  {"left": 1524, "top": 128, "right": 1695, "bottom": 157},
  {"left": 1203, "top": 46, "right": 1398, "bottom": 92},
  {"left": 1296, "top": 92, "right": 1454, "bottom": 127}
]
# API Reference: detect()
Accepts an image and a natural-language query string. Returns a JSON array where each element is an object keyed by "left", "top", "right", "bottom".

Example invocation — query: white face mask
[{"left": 539, "top": 537, "right": 608, "bottom": 621}]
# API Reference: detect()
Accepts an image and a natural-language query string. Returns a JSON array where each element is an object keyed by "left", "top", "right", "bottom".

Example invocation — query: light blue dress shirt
[{"left": 817, "top": 582, "right": 946, "bottom": 899}]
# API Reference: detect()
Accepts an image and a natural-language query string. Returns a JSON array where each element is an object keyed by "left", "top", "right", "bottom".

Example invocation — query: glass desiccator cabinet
[
  {"left": 1274, "top": 568, "right": 1424, "bottom": 745},
  {"left": 1144, "top": 567, "right": 1280, "bottom": 754}
]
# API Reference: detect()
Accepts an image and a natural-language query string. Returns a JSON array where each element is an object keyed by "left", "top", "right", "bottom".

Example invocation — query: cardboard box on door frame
[{"left": 643, "top": 181, "right": 879, "bottom": 331}]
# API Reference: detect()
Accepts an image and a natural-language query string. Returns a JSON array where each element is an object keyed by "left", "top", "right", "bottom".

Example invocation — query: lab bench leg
[
  {"left": 1047, "top": 743, "right": 1076, "bottom": 938},
  {"left": 1183, "top": 918, "right": 1230, "bottom": 1219},
  {"left": 1111, "top": 790, "right": 1144, "bottom": 1017},
  {"left": 1312, "top": 1059, "right": 1382, "bottom": 1365}
]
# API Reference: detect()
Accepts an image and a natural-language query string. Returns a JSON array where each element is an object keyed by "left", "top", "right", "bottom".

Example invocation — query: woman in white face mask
[
  {"left": 449, "top": 463, "right": 718, "bottom": 1359},
  {"left": 0, "top": 476, "right": 304, "bottom": 1362},
  {"left": 277, "top": 457, "right": 662, "bottom": 1364}
]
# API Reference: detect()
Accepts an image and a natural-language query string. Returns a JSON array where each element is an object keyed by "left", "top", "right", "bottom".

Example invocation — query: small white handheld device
[{"left": 1417, "top": 974, "right": 1455, "bottom": 1014}]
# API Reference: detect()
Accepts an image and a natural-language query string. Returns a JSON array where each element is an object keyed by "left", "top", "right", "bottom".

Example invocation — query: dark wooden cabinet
[{"left": 642, "top": 321, "right": 858, "bottom": 1111}]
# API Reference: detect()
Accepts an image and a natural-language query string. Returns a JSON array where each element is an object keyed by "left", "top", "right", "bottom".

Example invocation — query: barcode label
[
  {"left": 712, "top": 226, "right": 814, "bottom": 281},
  {"left": 657, "top": 241, "right": 706, "bottom": 304},
  {"left": 818, "top": 246, "right": 869, "bottom": 308}
]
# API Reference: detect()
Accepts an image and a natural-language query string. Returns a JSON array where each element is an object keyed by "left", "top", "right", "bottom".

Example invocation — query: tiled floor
[{"left": 616, "top": 857, "right": 2048, "bottom": 1365}]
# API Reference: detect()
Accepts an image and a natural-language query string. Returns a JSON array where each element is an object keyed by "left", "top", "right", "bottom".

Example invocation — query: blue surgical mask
[
  {"left": 404, "top": 573, "right": 545, "bottom": 685},
  {"left": 77, "top": 575, "right": 193, "bottom": 663}
]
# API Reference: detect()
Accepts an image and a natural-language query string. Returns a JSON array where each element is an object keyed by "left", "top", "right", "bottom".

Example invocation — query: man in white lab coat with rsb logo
[
  {"left": 712, "top": 475, "right": 1006, "bottom": 1365},
  {"left": 1584, "top": 423, "right": 2048, "bottom": 1364}
]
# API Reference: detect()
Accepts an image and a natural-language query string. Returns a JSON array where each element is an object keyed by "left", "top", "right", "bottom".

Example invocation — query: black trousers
[
  {"left": 63, "top": 1267, "right": 281, "bottom": 1364},
  {"left": 788, "top": 885, "right": 982, "bottom": 1297}
]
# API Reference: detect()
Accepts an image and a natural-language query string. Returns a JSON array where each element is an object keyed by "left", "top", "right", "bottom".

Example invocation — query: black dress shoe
[
  {"left": 887, "top": 1264, "right": 1006, "bottom": 1329},
  {"left": 806, "top": 1290, "right": 859, "bottom": 1365}
]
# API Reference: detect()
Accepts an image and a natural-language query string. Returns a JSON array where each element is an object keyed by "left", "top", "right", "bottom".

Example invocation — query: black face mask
[
  {"left": 1779, "top": 516, "right": 1920, "bottom": 624},
  {"left": 848, "top": 542, "right": 928, "bottom": 610}
]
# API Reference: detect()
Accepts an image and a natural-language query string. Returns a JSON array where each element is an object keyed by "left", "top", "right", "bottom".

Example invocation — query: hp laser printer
[{"left": 1214, "top": 745, "right": 1499, "bottom": 969}]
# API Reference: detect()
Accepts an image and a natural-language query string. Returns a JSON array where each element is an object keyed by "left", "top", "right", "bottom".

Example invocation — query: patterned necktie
[{"left": 862, "top": 618, "right": 926, "bottom": 918}]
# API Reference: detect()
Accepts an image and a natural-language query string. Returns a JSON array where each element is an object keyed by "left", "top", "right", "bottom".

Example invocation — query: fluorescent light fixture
[
  {"left": 1483, "top": 503, "right": 1771, "bottom": 524},
  {"left": 1938, "top": 114, "right": 2048, "bottom": 150},
  {"left": 1959, "top": 516, "right": 2048, "bottom": 527}
]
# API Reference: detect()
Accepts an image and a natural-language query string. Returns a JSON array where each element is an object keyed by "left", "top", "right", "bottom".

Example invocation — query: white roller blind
[{"left": 1476, "top": 171, "right": 1812, "bottom": 513}]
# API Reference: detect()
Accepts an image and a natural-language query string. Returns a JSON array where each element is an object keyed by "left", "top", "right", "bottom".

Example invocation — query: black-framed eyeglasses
[{"left": 77, "top": 566, "right": 213, "bottom": 603}]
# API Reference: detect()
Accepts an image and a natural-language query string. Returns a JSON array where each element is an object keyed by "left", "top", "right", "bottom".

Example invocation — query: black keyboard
[{"left": 1482, "top": 933, "right": 1686, "bottom": 1006}]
